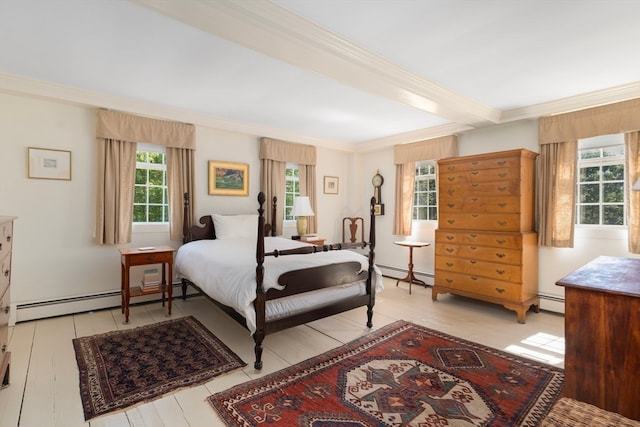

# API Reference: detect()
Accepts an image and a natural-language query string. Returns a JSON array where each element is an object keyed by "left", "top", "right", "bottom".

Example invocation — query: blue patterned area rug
[
  {"left": 209, "top": 320, "right": 563, "bottom": 426},
  {"left": 73, "top": 316, "right": 245, "bottom": 420}
]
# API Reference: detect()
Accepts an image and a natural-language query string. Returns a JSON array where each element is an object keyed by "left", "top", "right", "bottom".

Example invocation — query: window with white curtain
[
  {"left": 134, "top": 144, "right": 168, "bottom": 224},
  {"left": 413, "top": 160, "right": 437, "bottom": 221}
]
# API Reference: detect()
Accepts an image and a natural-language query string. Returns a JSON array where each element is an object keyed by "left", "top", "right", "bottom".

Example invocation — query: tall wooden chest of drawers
[
  {"left": 433, "top": 149, "right": 539, "bottom": 323},
  {"left": 0, "top": 216, "right": 15, "bottom": 387}
]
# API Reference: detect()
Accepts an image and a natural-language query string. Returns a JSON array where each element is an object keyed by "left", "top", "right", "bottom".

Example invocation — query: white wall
[{"left": 0, "top": 93, "right": 353, "bottom": 321}]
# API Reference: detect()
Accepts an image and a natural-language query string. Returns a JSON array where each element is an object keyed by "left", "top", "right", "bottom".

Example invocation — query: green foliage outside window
[
  {"left": 284, "top": 167, "right": 300, "bottom": 220},
  {"left": 413, "top": 161, "right": 437, "bottom": 221},
  {"left": 134, "top": 150, "right": 168, "bottom": 223},
  {"left": 576, "top": 146, "right": 625, "bottom": 226}
]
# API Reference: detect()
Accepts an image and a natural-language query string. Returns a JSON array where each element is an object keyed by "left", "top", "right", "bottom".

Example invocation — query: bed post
[
  {"left": 182, "top": 192, "right": 190, "bottom": 300},
  {"left": 366, "top": 196, "right": 376, "bottom": 328},
  {"left": 270, "top": 196, "right": 277, "bottom": 236},
  {"left": 254, "top": 192, "right": 267, "bottom": 369}
]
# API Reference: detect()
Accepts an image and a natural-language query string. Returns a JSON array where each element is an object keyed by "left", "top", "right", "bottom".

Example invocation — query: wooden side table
[
  {"left": 394, "top": 241, "right": 431, "bottom": 294},
  {"left": 119, "top": 246, "right": 175, "bottom": 323}
]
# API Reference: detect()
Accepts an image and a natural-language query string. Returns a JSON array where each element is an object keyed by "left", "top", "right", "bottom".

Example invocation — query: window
[
  {"left": 134, "top": 147, "right": 168, "bottom": 223},
  {"left": 413, "top": 160, "right": 437, "bottom": 221},
  {"left": 576, "top": 144, "right": 625, "bottom": 226},
  {"left": 284, "top": 164, "right": 300, "bottom": 220}
]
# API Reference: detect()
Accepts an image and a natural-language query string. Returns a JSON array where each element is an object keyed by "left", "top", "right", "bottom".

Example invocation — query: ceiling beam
[{"left": 130, "top": 0, "right": 502, "bottom": 127}]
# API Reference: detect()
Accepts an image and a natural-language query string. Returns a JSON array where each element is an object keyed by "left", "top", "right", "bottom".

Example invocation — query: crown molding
[
  {"left": 501, "top": 81, "right": 640, "bottom": 122},
  {"left": 131, "top": 0, "right": 501, "bottom": 126},
  {"left": 355, "top": 123, "right": 475, "bottom": 153}
]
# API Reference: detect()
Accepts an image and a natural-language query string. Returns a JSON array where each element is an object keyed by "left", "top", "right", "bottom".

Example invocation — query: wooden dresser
[
  {"left": 0, "top": 216, "right": 16, "bottom": 388},
  {"left": 433, "top": 149, "right": 539, "bottom": 323},
  {"left": 556, "top": 256, "right": 640, "bottom": 421}
]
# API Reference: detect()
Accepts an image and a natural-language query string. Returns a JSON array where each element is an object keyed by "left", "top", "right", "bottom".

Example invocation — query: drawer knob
[
  {"left": 448, "top": 189, "right": 455, "bottom": 195},
  {"left": 447, "top": 220, "right": 455, "bottom": 224},
  {"left": 448, "top": 166, "right": 455, "bottom": 171},
  {"left": 498, "top": 221, "right": 507, "bottom": 226},
  {"left": 497, "top": 161, "right": 506, "bottom": 166},
  {"left": 496, "top": 239, "right": 506, "bottom": 244},
  {"left": 470, "top": 260, "right": 477, "bottom": 264},
  {"left": 446, "top": 262, "right": 453, "bottom": 267},
  {"left": 498, "top": 172, "right": 507, "bottom": 178},
  {"left": 446, "top": 248, "right": 454, "bottom": 253},
  {"left": 496, "top": 253, "right": 506, "bottom": 258},
  {"left": 470, "top": 246, "right": 477, "bottom": 250},
  {"left": 496, "top": 269, "right": 505, "bottom": 275},
  {"left": 470, "top": 234, "right": 478, "bottom": 239},
  {"left": 446, "top": 235, "right": 454, "bottom": 240},
  {"left": 472, "top": 161, "right": 479, "bottom": 166},
  {"left": 448, "top": 177, "right": 455, "bottom": 181},
  {"left": 471, "top": 183, "right": 478, "bottom": 188},
  {"left": 498, "top": 186, "right": 507, "bottom": 192},
  {"left": 447, "top": 203, "right": 455, "bottom": 208},
  {"left": 445, "top": 278, "right": 453, "bottom": 283},
  {"left": 497, "top": 202, "right": 507, "bottom": 208},
  {"left": 471, "top": 276, "right": 478, "bottom": 281},
  {"left": 146, "top": 256, "right": 155, "bottom": 261},
  {"left": 496, "top": 287, "right": 506, "bottom": 293},
  {"left": 471, "top": 197, "right": 478, "bottom": 202},
  {"left": 471, "top": 214, "right": 479, "bottom": 218},
  {"left": 471, "top": 171, "right": 479, "bottom": 175}
]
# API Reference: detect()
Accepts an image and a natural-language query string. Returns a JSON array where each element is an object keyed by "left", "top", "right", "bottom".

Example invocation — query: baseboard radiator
[{"left": 13, "top": 283, "right": 199, "bottom": 324}]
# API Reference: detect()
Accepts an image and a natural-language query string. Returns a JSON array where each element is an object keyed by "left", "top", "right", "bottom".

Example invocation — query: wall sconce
[{"left": 291, "top": 196, "right": 315, "bottom": 236}]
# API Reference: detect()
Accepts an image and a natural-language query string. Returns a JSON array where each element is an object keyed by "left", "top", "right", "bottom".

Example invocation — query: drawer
[
  {"left": 439, "top": 196, "right": 521, "bottom": 214},
  {"left": 439, "top": 156, "right": 521, "bottom": 174},
  {"left": 435, "top": 269, "right": 522, "bottom": 302},
  {"left": 0, "top": 285, "right": 9, "bottom": 354},
  {"left": 436, "top": 230, "right": 523, "bottom": 249},
  {"left": 440, "top": 167, "right": 519, "bottom": 185},
  {"left": 435, "top": 243, "right": 522, "bottom": 265},
  {"left": 440, "top": 179, "right": 520, "bottom": 197},
  {"left": 122, "top": 251, "right": 173, "bottom": 266},
  {"left": 439, "top": 213, "right": 523, "bottom": 231},
  {"left": 0, "top": 221, "right": 13, "bottom": 264},
  {"left": 435, "top": 255, "right": 522, "bottom": 283},
  {"left": 0, "top": 256, "right": 10, "bottom": 297}
]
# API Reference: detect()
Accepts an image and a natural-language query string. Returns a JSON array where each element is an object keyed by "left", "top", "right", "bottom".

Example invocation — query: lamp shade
[
  {"left": 633, "top": 178, "right": 640, "bottom": 191},
  {"left": 291, "top": 196, "right": 315, "bottom": 217}
]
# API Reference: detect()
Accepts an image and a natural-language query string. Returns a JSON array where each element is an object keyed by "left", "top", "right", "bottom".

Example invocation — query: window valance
[
  {"left": 259, "top": 138, "right": 316, "bottom": 165},
  {"left": 539, "top": 98, "right": 640, "bottom": 145},
  {"left": 393, "top": 135, "right": 458, "bottom": 164},
  {"left": 96, "top": 110, "right": 195, "bottom": 149}
]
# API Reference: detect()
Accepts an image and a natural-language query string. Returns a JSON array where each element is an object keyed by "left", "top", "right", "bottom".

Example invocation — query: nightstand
[
  {"left": 119, "top": 246, "right": 175, "bottom": 323},
  {"left": 294, "top": 236, "right": 325, "bottom": 246}
]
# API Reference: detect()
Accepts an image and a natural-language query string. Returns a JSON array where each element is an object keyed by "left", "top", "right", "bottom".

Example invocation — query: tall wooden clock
[{"left": 372, "top": 171, "right": 384, "bottom": 215}]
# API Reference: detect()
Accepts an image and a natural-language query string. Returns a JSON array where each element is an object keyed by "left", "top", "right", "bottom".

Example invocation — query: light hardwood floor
[{"left": 0, "top": 277, "right": 565, "bottom": 427}]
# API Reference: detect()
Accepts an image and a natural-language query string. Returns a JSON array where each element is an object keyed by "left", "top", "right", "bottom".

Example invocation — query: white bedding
[{"left": 175, "top": 236, "right": 383, "bottom": 334}]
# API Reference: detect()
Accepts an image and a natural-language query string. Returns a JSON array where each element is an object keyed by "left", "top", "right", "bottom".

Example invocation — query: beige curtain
[
  {"left": 537, "top": 140, "right": 577, "bottom": 247},
  {"left": 393, "top": 135, "right": 458, "bottom": 236},
  {"left": 299, "top": 164, "right": 318, "bottom": 234},
  {"left": 260, "top": 159, "right": 286, "bottom": 232},
  {"left": 94, "top": 139, "right": 137, "bottom": 244},
  {"left": 95, "top": 110, "right": 196, "bottom": 244},
  {"left": 538, "top": 98, "right": 640, "bottom": 249},
  {"left": 625, "top": 131, "right": 640, "bottom": 253},
  {"left": 259, "top": 138, "right": 317, "bottom": 234},
  {"left": 166, "top": 147, "right": 195, "bottom": 241}
]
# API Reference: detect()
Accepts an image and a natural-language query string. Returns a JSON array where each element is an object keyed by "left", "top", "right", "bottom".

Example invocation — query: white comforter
[{"left": 175, "top": 237, "right": 383, "bottom": 333}]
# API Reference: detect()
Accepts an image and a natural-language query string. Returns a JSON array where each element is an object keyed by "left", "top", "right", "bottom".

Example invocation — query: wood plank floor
[{"left": 0, "top": 277, "right": 565, "bottom": 426}]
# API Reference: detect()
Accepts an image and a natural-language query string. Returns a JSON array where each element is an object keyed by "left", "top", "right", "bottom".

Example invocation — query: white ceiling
[{"left": 1, "top": 0, "right": 639, "bottom": 151}]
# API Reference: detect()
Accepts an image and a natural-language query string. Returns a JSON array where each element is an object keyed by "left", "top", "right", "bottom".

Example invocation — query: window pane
[
  {"left": 149, "top": 152, "right": 164, "bottom": 164},
  {"left": 416, "top": 180, "right": 428, "bottom": 191},
  {"left": 135, "top": 168, "right": 147, "bottom": 185},
  {"left": 133, "top": 205, "right": 146, "bottom": 222},
  {"left": 580, "top": 166, "right": 600, "bottom": 182},
  {"left": 148, "top": 170, "right": 163, "bottom": 185},
  {"left": 603, "top": 182, "right": 623, "bottom": 203},
  {"left": 136, "top": 152, "right": 146, "bottom": 162},
  {"left": 428, "top": 192, "right": 437, "bottom": 205},
  {"left": 415, "top": 207, "right": 427, "bottom": 220},
  {"left": 428, "top": 207, "right": 438, "bottom": 220},
  {"left": 580, "top": 149, "right": 601, "bottom": 160},
  {"left": 134, "top": 186, "right": 147, "bottom": 203},
  {"left": 603, "top": 146, "right": 625, "bottom": 157},
  {"left": 603, "top": 205, "right": 624, "bottom": 225},
  {"left": 580, "top": 184, "right": 599, "bottom": 203},
  {"left": 149, "top": 187, "right": 164, "bottom": 203},
  {"left": 602, "top": 164, "right": 623, "bottom": 181},
  {"left": 148, "top": 205, "right": 164, "bottom": 222},
  {"left": 580, "top": 205, "right": 600, "bottom": 224}
]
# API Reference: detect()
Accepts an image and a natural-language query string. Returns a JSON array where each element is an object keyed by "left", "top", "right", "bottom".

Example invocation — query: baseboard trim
[
  {"left": 14, "top": 283, "right": 199, "bottom": 324},
  {"left": 377, "top": 264, "right": 434, "bottom": 286}
]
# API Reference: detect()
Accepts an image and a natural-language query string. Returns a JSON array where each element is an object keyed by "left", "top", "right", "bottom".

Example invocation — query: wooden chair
[{"left": 342, "top": 217, "right": 364, "bottom": 243}]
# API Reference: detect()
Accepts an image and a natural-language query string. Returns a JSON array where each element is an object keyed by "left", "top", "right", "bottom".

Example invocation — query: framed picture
[
  {"left": 208, "top": 161, "right": 249, "bottom": 196},
  {"left": 323, "top": 176, "right": 339, "bottom": 194},
  {"left": 28, "top": 147, "right": 72, "bottom": 180},
  {"left": 374, "top": 204, "right": 385, "bottom": 216}
]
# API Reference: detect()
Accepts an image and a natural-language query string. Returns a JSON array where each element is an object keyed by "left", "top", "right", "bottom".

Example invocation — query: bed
[{"left": 176, "top": 192, "right": 383, "bottom": 369}]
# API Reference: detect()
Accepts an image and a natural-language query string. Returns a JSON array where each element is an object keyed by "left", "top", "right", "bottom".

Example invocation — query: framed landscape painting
[{"left": 208, "top": 161, "right": 249, "bottom": 196}]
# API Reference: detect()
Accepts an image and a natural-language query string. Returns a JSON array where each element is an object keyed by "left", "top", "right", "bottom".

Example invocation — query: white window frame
[
  {"left": 133, "top": 143, "right": 169, "bottom": 232},
  {"left": 576, "top": 136, "right": 626, "bottom": 228},
  {"left": 284, "top": 163, "right": 300, "bottom": 221},
  {"left": 413, "top": 160, "right": 438, "bottom": 221}
]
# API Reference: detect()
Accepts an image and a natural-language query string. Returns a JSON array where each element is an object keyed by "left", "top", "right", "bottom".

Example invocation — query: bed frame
[{"left": 181, "top": 192, "right": 377, "bottom": 369}]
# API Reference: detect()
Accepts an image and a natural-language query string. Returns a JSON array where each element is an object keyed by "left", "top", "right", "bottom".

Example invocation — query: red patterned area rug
[
  {"left": 209, "top": 320, "right": 563, "bottom": 426},
  {"left": 73, "top": 315, "right": 245, "bottom": 420}
]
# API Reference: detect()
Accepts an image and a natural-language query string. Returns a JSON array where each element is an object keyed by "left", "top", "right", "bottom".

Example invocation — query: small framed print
[
  {"left": 324, "top": 176, "right": 339, "bottom": 194},
  {"left": 208, "top": 160, "right": 249, "bottom": 196},
  {"left": 28, "top": 147, "right": 72, "bottom": 180}
]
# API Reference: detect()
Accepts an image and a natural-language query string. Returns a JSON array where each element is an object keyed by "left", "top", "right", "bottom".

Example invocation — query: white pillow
[{"left": 212, "top": 213, "right": 258, "bottom": 240}]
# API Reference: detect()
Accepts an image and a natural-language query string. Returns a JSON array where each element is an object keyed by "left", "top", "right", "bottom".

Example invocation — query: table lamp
[{"left": 291, "top": 196, "right": 315, "bottom": 236}]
